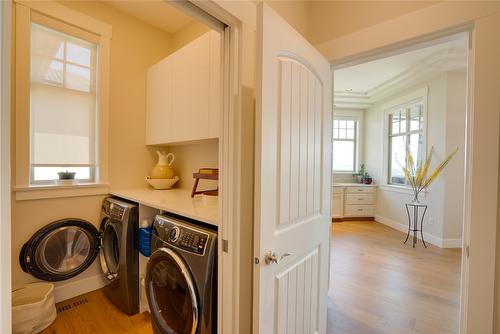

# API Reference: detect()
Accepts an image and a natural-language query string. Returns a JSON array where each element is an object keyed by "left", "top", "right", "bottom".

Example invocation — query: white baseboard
[
  {"left": 53, "top": 274, "right": 107, "bottom": 303},
  {"left": 374, "top": 215, "right": 462, "bottom": 249}
]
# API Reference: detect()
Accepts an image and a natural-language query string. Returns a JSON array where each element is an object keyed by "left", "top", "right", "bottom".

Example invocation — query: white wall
[{"left": 365, "top": 71, "right": 466, "bottom": 247}]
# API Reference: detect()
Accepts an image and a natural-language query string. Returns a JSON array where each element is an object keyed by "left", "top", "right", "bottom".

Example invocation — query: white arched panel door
[{"left": 254, "top": 3, "right": 332, "bottom": 334}]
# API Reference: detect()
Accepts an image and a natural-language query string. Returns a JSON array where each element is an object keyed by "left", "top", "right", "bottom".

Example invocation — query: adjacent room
[{"left": 329, "top": 33, "right": 468, "bottom": 334}]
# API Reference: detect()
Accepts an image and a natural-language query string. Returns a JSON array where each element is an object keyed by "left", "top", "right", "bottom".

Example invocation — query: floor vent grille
[{"left": 57, "top": 297, "right": 89, "bottom": 313}]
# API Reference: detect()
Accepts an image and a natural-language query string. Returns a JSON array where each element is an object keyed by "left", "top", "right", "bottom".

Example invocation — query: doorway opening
[{"left": 329, "top": 31, "right": 469, "bottom": 334}]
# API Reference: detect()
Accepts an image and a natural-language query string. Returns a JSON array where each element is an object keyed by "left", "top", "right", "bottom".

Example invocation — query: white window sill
[
  {"left": 378, "top": 184, "right": 427, "bottom": 197},
  {"left": 14, "top": 183, "right": 109, "bottom": 201}
]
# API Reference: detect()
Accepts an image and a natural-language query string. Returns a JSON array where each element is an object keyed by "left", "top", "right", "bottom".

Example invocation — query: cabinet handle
[
  {"left": 357, "top": 208, "right": 363, "bottom": 211},
  {"left": 358, "top": 198, "right": 363, "bottom": 201}
]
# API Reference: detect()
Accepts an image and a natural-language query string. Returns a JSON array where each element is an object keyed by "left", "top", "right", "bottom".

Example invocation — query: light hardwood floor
[
  {"left": 42, "top": 220, "right": 461, "bottom": 334},
  {"left": 328, "top": 221, "right": 462, "bottom": 334},
  {"left": 41, "top": 289, "right": 152, "bottom": 334}
]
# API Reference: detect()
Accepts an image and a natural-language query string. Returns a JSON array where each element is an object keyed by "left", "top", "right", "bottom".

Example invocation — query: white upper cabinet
[{"left": 146, "top": 31, "right": 221, "bottom": 145}]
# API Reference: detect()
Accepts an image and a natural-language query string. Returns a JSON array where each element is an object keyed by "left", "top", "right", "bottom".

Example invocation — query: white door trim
[
  {"left": 0, "top": 1, "right": 12, "bottom": 333},
  {"left": 329, "top": 14, "right": 500, "bottom": 334},
  {"left": 168, "top": 2, "right": 253, "bottom": 334}
]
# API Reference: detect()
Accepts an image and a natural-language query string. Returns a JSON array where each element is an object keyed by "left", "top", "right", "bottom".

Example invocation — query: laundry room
[{"left": 10, "top": 1, "right": 223, "bottom": 333}]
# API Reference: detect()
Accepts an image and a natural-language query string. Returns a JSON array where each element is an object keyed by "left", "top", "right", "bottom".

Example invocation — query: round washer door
[
  {"left": 19, "top": 219, "right": 100, "bottom": 281},
  {"left": 146, "top": 247, "right": 199, "bottom": 334},
  {"left": 99, "top": 218, "right": 122, "bottom": 280}
]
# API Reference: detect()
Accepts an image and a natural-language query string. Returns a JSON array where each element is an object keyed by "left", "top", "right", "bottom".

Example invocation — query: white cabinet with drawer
[
  {"left": 344, "top": 204, "right": 375, "bottom": 217},
  {"left": 331, "top": 187, "right": 344, "bottom": 218},
  {"left": 345, "top": 193, "right": 375, "bottom": 205},
  {"left": 331, "top": 184, "right": 377, "bottom": 219}
]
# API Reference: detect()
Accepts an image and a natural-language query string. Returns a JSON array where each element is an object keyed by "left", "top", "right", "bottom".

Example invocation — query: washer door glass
[
  {"left": 99, "top": 218, "right": 121, "bottom": 280},
  {"left": 146, "top": 248, "right": 198, "bottom": 334},
  {"left": 19, "top": 219, "right": 100, "bottom": 281}
]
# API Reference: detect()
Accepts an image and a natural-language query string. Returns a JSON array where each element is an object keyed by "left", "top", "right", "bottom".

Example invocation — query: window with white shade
[
  {"left": 332, "top": 118, "right": 358, "bottom": 172},
  {"left": 387, "top": 101, "right": 424, "bottom": 185},
  {"left": 30, "top": 23, "right": 98, "bottom": 183}
]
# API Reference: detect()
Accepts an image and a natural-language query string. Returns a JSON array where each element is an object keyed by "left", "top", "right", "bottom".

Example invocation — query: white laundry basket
[{"left": 12, "top": 283, "right": 57, "bottom": 334}]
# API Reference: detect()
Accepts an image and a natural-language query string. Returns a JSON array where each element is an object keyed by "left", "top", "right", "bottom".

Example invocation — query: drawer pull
[
  {"left": 357, "top": 208, "right": 363, "bottom": 211},
  {"left": 358, "top": 198, "right": 363, "bottom": 201}
]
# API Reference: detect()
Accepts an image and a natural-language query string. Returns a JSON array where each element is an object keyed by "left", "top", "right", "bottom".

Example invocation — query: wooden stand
[{"left": 191, "top": 169, "right": 219, "bottom": 197}]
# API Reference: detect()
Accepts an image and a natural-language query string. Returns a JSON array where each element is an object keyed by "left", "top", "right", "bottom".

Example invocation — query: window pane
[
  {"left": 67, "top": 42, "right": 91, "bottom": 66},
  {"left": 390, "top": 135, "right": 406, "bottom": 185},
  {"left": 333, "top": 120, "right": 339, "bottom": 129},
  {"left": 391, "top": 112, "right": 400, "bottom": 135},
  {"left": 338, "top": 129, "right": 346, "bottom": 139},
  {"left": 31, "top": 57, "right": 64, "bottom": 85},
  {"left": 346, "top": 129, "right": 355, "bottom": 139},
  {"left": 33, "top": 166, "right": 91, "bottom": 181},
  {"left": 338, "top": 120, "right": 346, "bottom": 130},
  {"left": 66, "top": 64, "right": 91, "bottom": 92},
  {"left": 346, "top": 120, "right": 355, "bottom": 129},
  {"left": 410, "top": 104, "right": 422, "bottom": 131},
  {"left": 400, "top": 110, "right": 407, "bottom": 133},
  {"left": 31, "top": 23, "right": 65, "bottom": 59},
  {"left": 333, "top": 128, "right": 339, "bottom": 139},
  {"left": 409, "top": 133, "right": 423, "bottom": 167},
  {"left": 333, "top": 141, "right": 355, "bottom": 171}
]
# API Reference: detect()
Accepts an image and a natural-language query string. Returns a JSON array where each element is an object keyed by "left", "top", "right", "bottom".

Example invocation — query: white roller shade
[{"left": 30, "top": 23, "right": 97, "bottom": 170}]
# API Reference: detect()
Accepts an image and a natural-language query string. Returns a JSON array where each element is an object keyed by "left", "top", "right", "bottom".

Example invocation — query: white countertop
[
  {"left": 333, "top": 183, "right": 378, "bottom": 187},
  {"left": 110, "top": 188, "right": 218, "bottom": 226}
]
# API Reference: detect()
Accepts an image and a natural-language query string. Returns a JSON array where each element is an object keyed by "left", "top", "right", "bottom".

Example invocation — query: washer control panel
[
  {"left": 102, "top": 199, "right": 126, "bottom": 220},
  {"left": 154, "top": 215, "right": 210, "bottom": 255},
  {"left": 177, "top": 231, "right": 208, "bottom": 255}
]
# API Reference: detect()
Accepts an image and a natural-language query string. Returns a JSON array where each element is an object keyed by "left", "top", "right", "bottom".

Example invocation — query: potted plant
[
  {"left": 57, "top": 171, "right": 76, "bottom": 184},
  {"left": 355, "top": 164, "right": 366, "bottom": 183}
]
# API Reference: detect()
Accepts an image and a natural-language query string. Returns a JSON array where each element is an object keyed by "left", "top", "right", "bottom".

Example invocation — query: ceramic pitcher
[{"left": 151, "top": 151, "right": 175, "bottom": 179}]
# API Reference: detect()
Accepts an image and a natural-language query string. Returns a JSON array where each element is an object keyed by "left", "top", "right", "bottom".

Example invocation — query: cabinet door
[
  {"left": 146, "top": 58, "right": 172, "bottom": 145},
  {"left": 171, "top": 33, "right": 211, "bottom": 142},
  {"left": 208, "top": 31, "right": 221, "bottom": 138},
  {"left": 331, "top": 193, "right": 344, "bottom": 218}
]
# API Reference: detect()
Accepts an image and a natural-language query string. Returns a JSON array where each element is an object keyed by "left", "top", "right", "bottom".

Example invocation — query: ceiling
[
  {"left": 334, "top": 33, "right": 468, "bottom": 109},
  {"left": 103, "top": 0, "right": 193, "bottom": 34}
]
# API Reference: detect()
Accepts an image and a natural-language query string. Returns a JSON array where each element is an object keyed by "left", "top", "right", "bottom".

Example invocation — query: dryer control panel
[{"left": 154, "top": 215, "right": 210, "bottom": 256}]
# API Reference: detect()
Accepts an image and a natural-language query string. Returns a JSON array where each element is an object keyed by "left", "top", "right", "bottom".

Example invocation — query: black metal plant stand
[{"left": 404, "top": 203, "right": 428, "bottom": 248}]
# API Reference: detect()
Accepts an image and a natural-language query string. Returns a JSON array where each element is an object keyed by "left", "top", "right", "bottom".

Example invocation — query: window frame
[
  {"left": 332, "top": 116, "right": 359, "bottom": 173},
  {"left": 29, "top": 18, "right": 99, "bottom": 185},
  {"left": 381, "top": 87, "right": 428, "bottom": 189},
  {"left": 387, "top": 103, "right": 424, "bottom": 185},
  {"left": 14, "top": 1, "right": 111, "bottom": 200}
]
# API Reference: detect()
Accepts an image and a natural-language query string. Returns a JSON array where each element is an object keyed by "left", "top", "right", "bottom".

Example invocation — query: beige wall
[
  {"left": 164, "top": 140, "right": 219, "bottom": 191},
  {"left": 309, "top": 1, "right": 437, "bottom": 45},
  {"left": 266, "top": 0, "right": 310, "bottom": 40},
  {"left": 172, "top": 20, "right": 210, "bottom": 51},
  {"left": 11, "top": 1, "right": 174, "bottom": 299}
]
